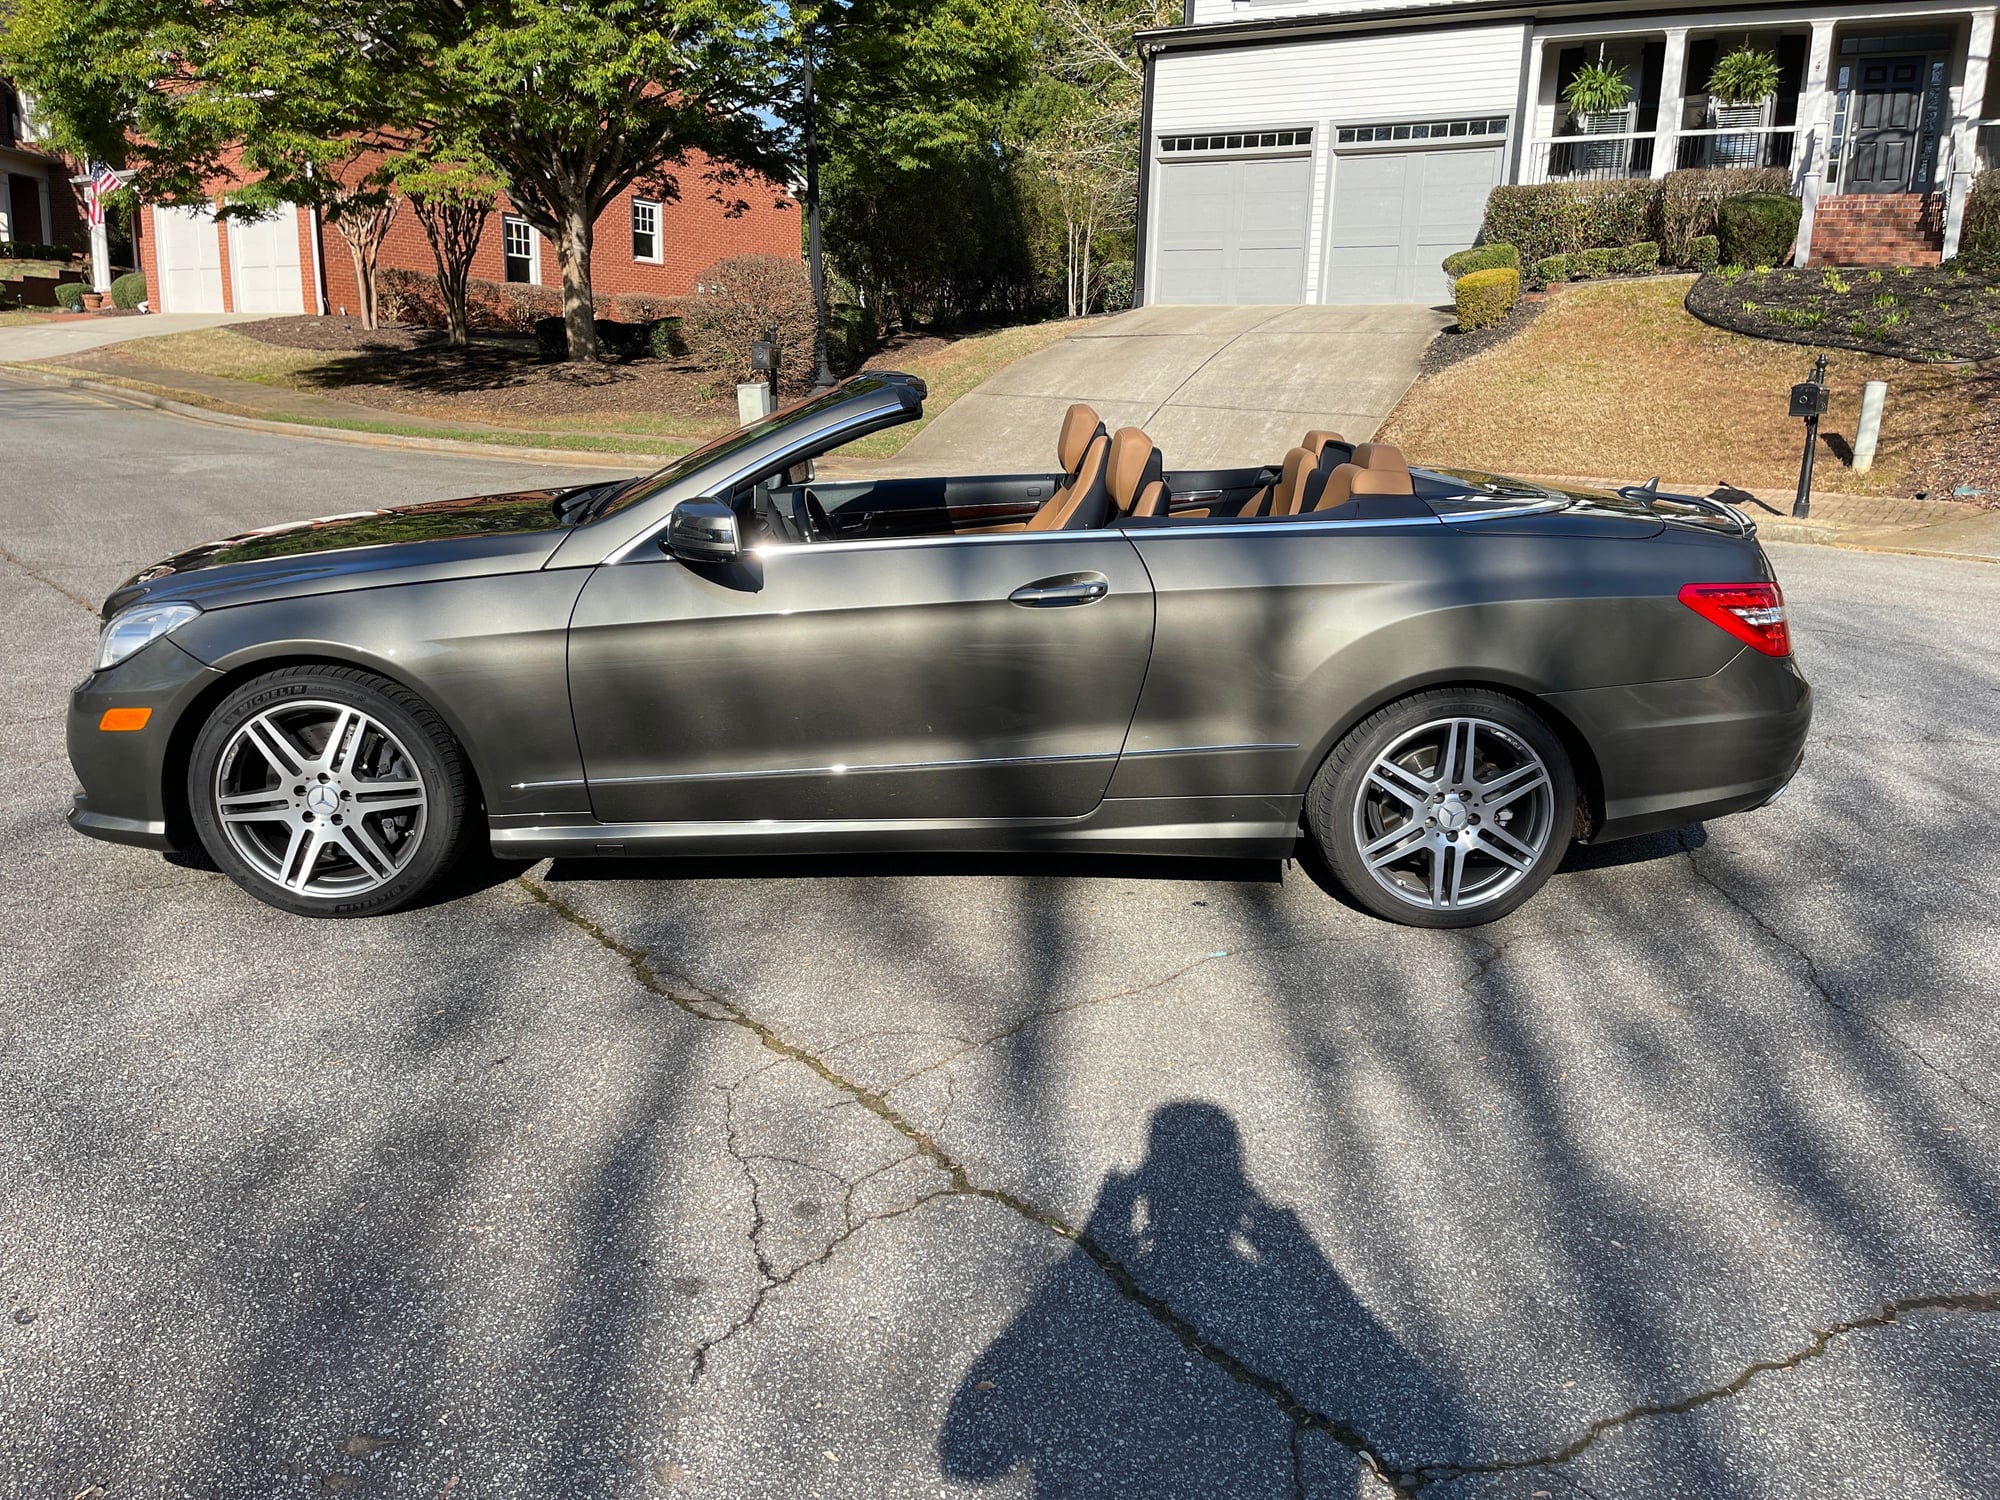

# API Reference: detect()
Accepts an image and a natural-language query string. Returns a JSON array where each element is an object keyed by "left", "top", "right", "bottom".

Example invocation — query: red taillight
[{"left": 1678, "top": 582, "right": 1791, "bottom": 657}]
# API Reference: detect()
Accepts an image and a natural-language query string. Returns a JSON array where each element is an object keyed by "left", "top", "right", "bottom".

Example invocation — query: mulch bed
[
  {"left": 1420, "top": 292, "right": 1553, "bottom": 377},
  {"left": 1905, "top": 362, "right": 2000, "bottom": 502},
  {"left": 236, "top": 315, "right": 448, "bottom": 354},
  {"left": 1685, "top": 265, "right": 2000, "bottom": 363}
]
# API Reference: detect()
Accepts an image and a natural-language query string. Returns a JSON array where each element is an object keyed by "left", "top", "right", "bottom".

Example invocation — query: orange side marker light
[{"left": 99, "top": 707, "right": 152, "bottom": 732}]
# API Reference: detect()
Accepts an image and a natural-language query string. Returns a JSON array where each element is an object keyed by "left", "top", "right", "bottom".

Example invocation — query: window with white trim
[
  {"left": 503, "top": 215, "right": 535, "bottom": 283},
  {"left": 1158, "top": 128, "right": 1313, "bottom": 155},
  {"left": 631, "top": 199, "right": 661, "bottom": 263},
  {"left": 1335, "top": 117, "right": 1509, "bottom": 146}
]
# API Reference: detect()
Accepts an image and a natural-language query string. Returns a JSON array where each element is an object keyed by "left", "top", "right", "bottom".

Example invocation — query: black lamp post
[{"left": 802, "top": 38, "right": 837, "bottom": 392}]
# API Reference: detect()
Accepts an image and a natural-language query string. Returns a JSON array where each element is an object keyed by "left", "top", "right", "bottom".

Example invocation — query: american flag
[{"left": 86, "top": 164, "right": 121, "bottom": 226}]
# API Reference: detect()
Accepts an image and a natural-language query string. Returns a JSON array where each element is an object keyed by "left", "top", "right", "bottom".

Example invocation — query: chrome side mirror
[{"left": 664, "top": 499, "right": 741, "bottom": 563}]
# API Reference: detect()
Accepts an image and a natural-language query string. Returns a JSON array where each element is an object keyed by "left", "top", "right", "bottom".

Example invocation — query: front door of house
[{"left": 1845, "top": 56, "right": 1927, "bottom": 194}]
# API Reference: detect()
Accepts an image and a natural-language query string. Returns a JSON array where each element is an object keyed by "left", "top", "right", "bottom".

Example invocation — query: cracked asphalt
[{"left": 3, "top": 379, "right": 1998, "bottom": 1499}]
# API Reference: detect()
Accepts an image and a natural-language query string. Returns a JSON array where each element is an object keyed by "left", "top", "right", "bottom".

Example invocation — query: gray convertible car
[{"left": 68, "top": 371, "right": 1809, "bottom": 926}]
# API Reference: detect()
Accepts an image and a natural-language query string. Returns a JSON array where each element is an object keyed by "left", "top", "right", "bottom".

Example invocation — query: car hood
[{"left": 102, "top": 486, "right": 606, "bottom": 617}]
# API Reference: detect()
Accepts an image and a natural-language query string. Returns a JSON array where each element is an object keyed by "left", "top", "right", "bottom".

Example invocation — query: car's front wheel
[
  {"left": 1307, "top": 689, "right": 1576, "bottom": 928},
  {"left": 187, "top": 666, "right": 476, "bottom": 917}
]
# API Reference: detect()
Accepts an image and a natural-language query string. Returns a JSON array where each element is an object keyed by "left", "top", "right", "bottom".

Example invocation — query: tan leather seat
[
  {"left": 1301, "top": 429, "right": 1346, "bottom": 466},
  {"left": 1310, "top": 463, "right": 1414, "bottom": 511},
  {"left": 972, "top": 403, "right": 1107, "bottom": 532},
  {"left": 1107, "top": 427, "right": 1169, "bottom": 518},
  {"left": 1349, "top": 442, "right": 1414, "bottom": 486},
  {"left": 1239, "top": 446, "right": 1316, "bottom": 518}
]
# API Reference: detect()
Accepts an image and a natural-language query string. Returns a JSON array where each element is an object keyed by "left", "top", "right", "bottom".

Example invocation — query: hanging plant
[
  {"left": 1709, "top": 44, "right": 1782, "bottom": 106},
  {"left": 1563, "top": 54, "right": 1634, "bottom": 115}
]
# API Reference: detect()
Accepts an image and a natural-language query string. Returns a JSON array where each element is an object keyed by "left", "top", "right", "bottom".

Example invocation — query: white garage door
[
  {"left": 1324, "top": 147, "right": 1503, "bottom": 305},
  {"left": 1152, "top": 154, "right": 1312, "bottom": 304},
  {"left": 228, "top": 205, "right": 304, "bottom": 315},
  {"left": 153, "top": 205, "right": 225, "bottom": 313}
]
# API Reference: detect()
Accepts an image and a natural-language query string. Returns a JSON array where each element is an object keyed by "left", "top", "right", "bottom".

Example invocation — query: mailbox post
[{"left": 1789, "top": 353, "right": 1830, "bottom": 519}]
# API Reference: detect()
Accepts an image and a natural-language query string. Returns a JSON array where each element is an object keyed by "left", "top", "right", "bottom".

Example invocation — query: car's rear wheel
[
  {"left": 1307, "top": 689, "right": 1575, "bottom": 928},
  {"left": 188, "top": 666, "right": 475, "bottom": 917}
]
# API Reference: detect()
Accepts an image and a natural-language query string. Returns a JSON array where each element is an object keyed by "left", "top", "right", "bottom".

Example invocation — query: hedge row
[
  {"left": 0, "top": 239, "right": 71, "bottom": 261},
  {"left": 1716, "top": 193, "right": 1803, "bottom": 268},
  {"left": 1532, "top": 241, "right": 1664, "bottom": 285},
  {"left": 1481, "top": 166, "right": 1794, "bottom": 265}
]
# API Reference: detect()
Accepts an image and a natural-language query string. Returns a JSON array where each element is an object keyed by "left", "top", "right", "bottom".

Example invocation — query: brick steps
[{"left": 1807, "top": 193, "right": 1944, "bottom": 267}]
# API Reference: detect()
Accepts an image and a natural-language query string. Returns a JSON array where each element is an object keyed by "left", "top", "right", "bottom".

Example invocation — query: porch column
[
  {"left": 1517, "top": 35, "right": 1547, "bottom": 183},
  {"left": 1946, "top": 9, "right": 1996, "bottom": 257},
  {"left": 1793, "top": 19, "right": 1839, "bottom": 266},
  {"left": 1652, "top": 28, "right": 1690, "bottom": 177}
]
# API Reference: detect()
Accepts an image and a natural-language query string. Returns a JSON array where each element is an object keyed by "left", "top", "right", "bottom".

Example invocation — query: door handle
[{"left": 1009, "top": 572, "right": 1110, "bottom": 607}]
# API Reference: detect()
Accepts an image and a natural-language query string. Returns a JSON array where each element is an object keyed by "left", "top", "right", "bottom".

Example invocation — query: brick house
[
  {"left": 134, "top": 147, "right": 799, "bottom": 317},
  {"left": 1, "top": 80, "right": 89, "bottom": 254}
]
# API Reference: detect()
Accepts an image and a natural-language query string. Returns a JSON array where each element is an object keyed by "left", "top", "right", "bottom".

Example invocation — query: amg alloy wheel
[
  {"left": 1310, "top": 690, "right": 1576, "bottom": 928},
  {"left": 189, "top": 667, "right": 474, "bottom": 917}
]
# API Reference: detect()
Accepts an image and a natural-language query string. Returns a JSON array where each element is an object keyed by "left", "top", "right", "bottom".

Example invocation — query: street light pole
[{"left": 802, "top": 37, "right": 836, "bottom": 392}]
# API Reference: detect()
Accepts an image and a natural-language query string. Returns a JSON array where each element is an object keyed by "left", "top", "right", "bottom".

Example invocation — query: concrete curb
[{"left": 0, "top": 362, "right": 670, "bottom": 471}]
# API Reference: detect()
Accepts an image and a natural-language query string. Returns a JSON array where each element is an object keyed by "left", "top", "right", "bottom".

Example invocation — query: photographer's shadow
[{"left": 941, "top": 1102, "right": 1464, "bottom": 1496}]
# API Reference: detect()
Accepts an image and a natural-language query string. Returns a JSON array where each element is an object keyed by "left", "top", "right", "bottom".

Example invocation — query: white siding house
[{"left": 1135, "top": 0, "right": 2000, "bottom": 305}]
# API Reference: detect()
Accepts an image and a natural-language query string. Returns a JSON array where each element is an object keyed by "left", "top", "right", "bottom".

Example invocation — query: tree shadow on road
[{"left": 940, "top": 1101, "right": 1462, "bottom": 1497}]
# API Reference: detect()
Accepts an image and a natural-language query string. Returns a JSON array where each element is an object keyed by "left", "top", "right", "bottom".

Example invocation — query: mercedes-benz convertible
[{"left": 67, "top": 371, "right": 1810, "bottom": 926}]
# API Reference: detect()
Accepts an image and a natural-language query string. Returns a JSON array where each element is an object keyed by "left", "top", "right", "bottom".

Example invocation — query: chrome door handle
[{"left": 1009, "top": 573, "right": 1110, "bottom": 607}]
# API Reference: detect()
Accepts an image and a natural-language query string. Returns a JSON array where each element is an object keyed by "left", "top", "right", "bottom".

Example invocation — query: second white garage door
[
  {"left": 1323, "top": 147, "right": 1503, "bottom": 305},
  {"left": 1152, "top": 154, "right": 1313, "bottom": 304},
  {"left": 228, "top": 205, "right": 304, "bottom": 315}
]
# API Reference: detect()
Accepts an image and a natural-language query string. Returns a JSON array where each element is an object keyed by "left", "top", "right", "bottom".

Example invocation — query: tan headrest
[
  {"left": 1312, "top": 463, "right": 1417, "bottom": 511},
  {"left": 1351, "top": 442, "right": 1408, "bottom": 474},
  {"left": 1301, "top": 430, "right": 1345, "bottom": 461},
  {"left": 1273, "top": 447, "right": 1313, "bottom": 516},
  {"left": 1058, "top": 403, "right": 1102, "bottom": 476},
  {"left": 1106, "top": 427, "right": 1160, "bottom": 512}
]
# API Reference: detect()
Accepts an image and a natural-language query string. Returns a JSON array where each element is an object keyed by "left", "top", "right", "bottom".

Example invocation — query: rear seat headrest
[
  {"left": 1309, "top": 462, "right": 1419, "bottom": 512},
  {"left": 1058, "top": 403, "right": 1104, "bottom": 477},
  {"left": 1351, "top": 442, "right": 1409, "bottom": 475},
  {"left": 1107, "top": 427, "right": 1163, "bottom": 514}
]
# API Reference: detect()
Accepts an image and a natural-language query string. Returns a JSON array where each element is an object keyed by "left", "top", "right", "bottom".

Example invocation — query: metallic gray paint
[{"left": 65, "top": 371, "right": 1813, "bottom": 873}]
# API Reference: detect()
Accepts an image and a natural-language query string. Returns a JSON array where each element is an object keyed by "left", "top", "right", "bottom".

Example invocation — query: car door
[{"left": 566, "top": 527, "right": 1156, "bottom": 826}]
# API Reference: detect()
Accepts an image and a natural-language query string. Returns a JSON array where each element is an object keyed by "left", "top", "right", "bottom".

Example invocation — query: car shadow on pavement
[
  {"left": 939, "top": 1101, "right": 1463, "bottom": 1497},
  {"left": 540, "top": 851, "right": 1287, "bottom": 888}
]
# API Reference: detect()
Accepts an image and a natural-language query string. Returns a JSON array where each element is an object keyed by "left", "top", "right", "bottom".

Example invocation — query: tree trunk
[
  {"left": 555, "top": 204, "right": 598, "bottom": 362},
  {"left": 332, "top": 196, "right": 397, "bottom": 331},
  {"left": 411, "top": 196, "right": 490, "bottom": 348}
]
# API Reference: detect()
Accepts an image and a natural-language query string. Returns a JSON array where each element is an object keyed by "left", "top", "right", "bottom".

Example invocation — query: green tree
[{"left": 394, "top": 152, "right": 498, "bottom": 347}]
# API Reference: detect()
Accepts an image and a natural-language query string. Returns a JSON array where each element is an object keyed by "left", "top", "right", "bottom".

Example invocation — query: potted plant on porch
[
  {"left": 1707, "top": 41, "right": 1782, "bottom": 167},
  {"left": 1562, "top": 49, "right": 1636, "bottom": 173}
]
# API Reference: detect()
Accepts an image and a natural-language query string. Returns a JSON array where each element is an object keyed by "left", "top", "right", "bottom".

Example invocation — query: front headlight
[{"left": 96, "top": 602, "right": 200, "bottom": 671}]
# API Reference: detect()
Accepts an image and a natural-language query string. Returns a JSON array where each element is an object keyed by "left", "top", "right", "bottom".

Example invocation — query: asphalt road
[{"left": 3, "top": 379, "right": 1997, "bottom": 1500}]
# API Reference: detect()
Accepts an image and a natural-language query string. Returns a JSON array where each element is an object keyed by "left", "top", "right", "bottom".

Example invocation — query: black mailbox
[
  {"left": 750, "top": 339, "right": 778, "bottom": 374},
  {"left": 1789, "top": 380, "right": 1829, "bottom": 418}
]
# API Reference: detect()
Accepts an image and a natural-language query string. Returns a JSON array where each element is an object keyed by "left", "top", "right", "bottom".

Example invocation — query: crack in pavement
[
  {"left": 516, "top": 875, "right": 1412, "bottom": 1491},
  {"left": 519, "top": 874, "right": 1997, "bottom": 1497},
  {"left": 0, "top": 542, "right": 98, "bottom": 613},
  {"left": 1678, "top": 831, "right": 1999, "bottom": 1114},
  {"left": 1402, "top": 1287, "right": 2000, "bottom": 1491}
]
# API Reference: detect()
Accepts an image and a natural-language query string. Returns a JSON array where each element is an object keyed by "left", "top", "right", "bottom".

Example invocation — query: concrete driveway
[
  {"left": 5, "top": 381, "right": 2000, "bottom": 1499},
  {"left": 0, "top": 310, "right": 262, "bottom": 362},
  {"left": 894, "top": 303, "right": 1448, "bottom": 474}
]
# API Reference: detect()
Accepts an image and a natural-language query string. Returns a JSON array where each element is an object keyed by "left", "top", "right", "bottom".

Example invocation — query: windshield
[{"left": 589, "top": 381, "right": 890, "bottom": 521}]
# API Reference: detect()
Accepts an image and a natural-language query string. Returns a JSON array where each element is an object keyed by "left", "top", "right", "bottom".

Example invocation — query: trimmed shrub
[
  {"left": 109, "top": 271, "right": 147, "bottom": 309},
  {"left": 827, "top": 302, "right": 878, "bottom": 371},
  {"left": 1689, "top": 235, "right": 1721, "bottom": 273},
  {"left": 1454, "top": 266, "right": 1520, "bottom": 331},
  {"left": 1097, "top": 260, "right": 1134, "bottom": 313},
  {"left": 1442, "top": 243, "right": 1520, "bottom": 279},
  {"left": 0, "top": 239, "right": 70, "bottom": 261},
  {"left": 1717, "top": 192, "right": 1803, "bottom": 269},
  {"left": 1534, "top": 254, "right": 1570, "bottom": 285},
  {"left": 645, "top": 316, "right": 686, "bottom": 359},
  {"left": 682, "top": 254, "right": 816, "bottom": 388},
  {"left": 1481, "top": 180, "right": 1659, "bottom": 264},
  {"left": 53, "top": 281, "right": 86, "bottom": 311},
  {"left": 1655, "top": 167, "right": 1792, "bottom": 265},
  {"left": 533, "top": 315, "right": 648, "bottom": 360},
  {"left": 380, "top": 267, "right": 564, "bottom": 332},
  {"left": 533, "top": 316, "right": 566, "bottom": 360},
  {"left": 1961, "top": 168, "right": 2000, "bottom": 263},
  {"left": 1574, "top": 247, "right": 1616, "bottom": 279},
  {"left": 1612, "top": 241, "right": 1660, "bottom": 276}
]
